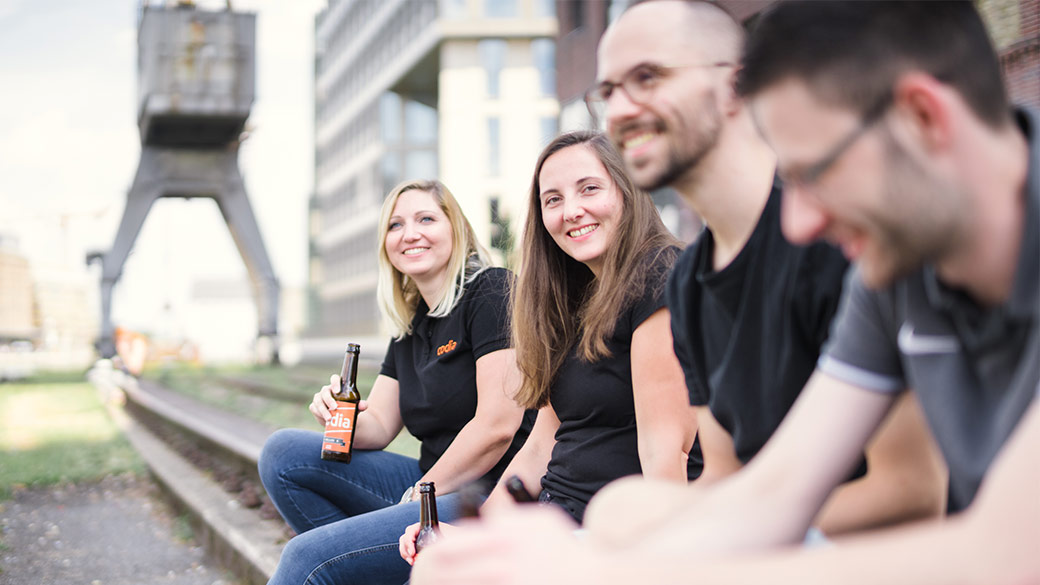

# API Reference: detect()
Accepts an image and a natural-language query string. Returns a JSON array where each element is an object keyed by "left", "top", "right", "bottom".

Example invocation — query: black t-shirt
[
  {"left": 667, "top": 184, "right": 853, "bottom": 467},
  {"left": 380, "top": 267, "right": 532, "bottom": 485},
  {"left": 541, "top": 247, "right": 679, "bottom": 523}
]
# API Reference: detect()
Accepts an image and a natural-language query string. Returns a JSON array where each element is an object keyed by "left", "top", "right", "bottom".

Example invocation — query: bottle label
[{"left": 322, "top": 401, "right": 358, "bottom": 454}]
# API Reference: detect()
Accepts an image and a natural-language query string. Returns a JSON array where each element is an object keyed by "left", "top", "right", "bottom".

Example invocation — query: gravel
[{"left": 0, "top": 473, "right": 242, "bottom": 585}]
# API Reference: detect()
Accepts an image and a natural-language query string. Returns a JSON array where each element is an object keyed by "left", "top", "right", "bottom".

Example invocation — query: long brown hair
[{"left": 511, "top": 131, "right": 680, "bottom": 408}]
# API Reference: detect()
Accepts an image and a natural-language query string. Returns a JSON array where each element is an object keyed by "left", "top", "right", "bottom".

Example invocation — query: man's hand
[{"left": 410, "top": 504, "right": 594, "bottom": 585}]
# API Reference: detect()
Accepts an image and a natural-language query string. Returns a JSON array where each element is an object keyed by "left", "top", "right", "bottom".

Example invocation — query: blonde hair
[
  {"left": 376, "top": 180, "right": 493, "bottom": 337},
  {"left": 511, "top": 131, "right": 680, "bottom": 408}
]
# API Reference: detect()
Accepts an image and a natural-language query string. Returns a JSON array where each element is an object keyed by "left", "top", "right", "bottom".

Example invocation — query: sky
[{"left": 0, "top": 0, "right": 323, "bottom": 337}]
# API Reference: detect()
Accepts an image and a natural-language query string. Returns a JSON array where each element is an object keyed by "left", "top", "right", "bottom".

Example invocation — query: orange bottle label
[{"left": 322, "top": 401, "right": 358, "bottom": 454}]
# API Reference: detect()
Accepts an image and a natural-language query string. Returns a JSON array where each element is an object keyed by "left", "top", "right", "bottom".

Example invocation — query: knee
[
  {"left": 259, "top": 428, "right": 313, "bottom": 487},
  {"left": 272, "top": 530, "right": 329, "bottom": 584}
]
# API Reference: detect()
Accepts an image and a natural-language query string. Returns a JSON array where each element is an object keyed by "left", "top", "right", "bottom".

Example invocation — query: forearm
[
  {"left": 631, "top": 511, "right": 1028, "bottom": 585},
  {"left": 348, "top": 375, "right": 403, "bottom": 450},
  {"left": 484, "top": 438, "right": 551, "bottom": 508},
  {"left": 419, "top": 419, "right": 517, "bottom": 494},
  {"left": 815, "top": 466, "right": 946, "bottom": 535},
  {"left": 816, "top": 392, "right": 948, "bottom": 535},
  {"left": 633, "top": 377, "right": 895, "bottom": 556},
  {"left": 691, "top": 405, "right": 743, "bottom": 486},
  {"left": 351, "top": 410, "right": 399, "bottom": 450},
  {"left": 637, "top": 430, "right": 691, "bottom": 482}
]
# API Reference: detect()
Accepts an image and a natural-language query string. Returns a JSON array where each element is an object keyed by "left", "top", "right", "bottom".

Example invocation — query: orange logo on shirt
[{"left": 437, "top": 340, "right": 457, "bottom": 356}]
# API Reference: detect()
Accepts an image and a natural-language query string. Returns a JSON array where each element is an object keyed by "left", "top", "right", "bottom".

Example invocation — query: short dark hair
[{"left": 737, "top": 1, "right": 1010, "bottom": 129}]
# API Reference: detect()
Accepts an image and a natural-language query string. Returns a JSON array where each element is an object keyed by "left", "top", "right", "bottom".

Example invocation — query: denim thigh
[
  {"left": 258, "top": 428, "right": 422, "bottom": 533},
  {"left": 267, "top": 492, "right": 470, "bottom": 585}
]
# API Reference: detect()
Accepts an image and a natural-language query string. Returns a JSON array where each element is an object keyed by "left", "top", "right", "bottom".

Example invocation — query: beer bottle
[
  {"left": 456, "top": 481, "right": 484, "bottom": 519},
  {"left": 505, "top": 475, "right": 536, "bottom": 503},
  {"left": 321, "top": 343, "right": 361, "bottom": 463},
  {"left": 414, "top": 482, "right": 440, "bottom": 553}
]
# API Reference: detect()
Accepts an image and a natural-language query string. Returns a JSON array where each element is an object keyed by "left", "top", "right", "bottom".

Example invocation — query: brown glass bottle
[
  {"left": 505, "top": 475, "right": 536, "bottom": 503},
  {"left": 414, "top": 482, "right": 440, "bottom": 553},
  {"left": 320, "top": 343, "right": 361, "bottom": 463}
]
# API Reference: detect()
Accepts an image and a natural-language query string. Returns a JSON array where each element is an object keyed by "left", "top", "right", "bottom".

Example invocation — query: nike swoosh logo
[{"left": 897, "top": 323, "right": 959, "bottom": 355}]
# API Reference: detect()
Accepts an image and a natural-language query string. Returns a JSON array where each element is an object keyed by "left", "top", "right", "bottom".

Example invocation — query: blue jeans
[{"left": 258, "top": 428, "right": 469, "bottom": 585}]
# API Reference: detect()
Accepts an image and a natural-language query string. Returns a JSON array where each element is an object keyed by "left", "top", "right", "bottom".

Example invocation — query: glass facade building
[{"left": 309, "top": 0, "right": 558, "bottom": 340}]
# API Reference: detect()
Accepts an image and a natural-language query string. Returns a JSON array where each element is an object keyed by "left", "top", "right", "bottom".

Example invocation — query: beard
[
  {"left": 858, "top": 130, "right": 961, "bottom": 289},
  {"left": 618, "top": 91, "right": 723, "bottom": 192}
]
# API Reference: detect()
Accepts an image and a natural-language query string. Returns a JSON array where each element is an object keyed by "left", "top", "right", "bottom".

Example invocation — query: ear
[
  {"left": 890, "top": 72, "right": 954, "bottom": 153},
  {"left": 719, "top": 66, "right": 744, "bottom": 117}
]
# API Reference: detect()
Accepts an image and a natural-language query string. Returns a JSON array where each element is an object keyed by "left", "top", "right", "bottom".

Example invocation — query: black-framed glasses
[
  {"left": 584, "top": 61, "right": 734, "bottom": 124},
  {"left": 779, "top": 92, "right": 893, "bottom": 190}
]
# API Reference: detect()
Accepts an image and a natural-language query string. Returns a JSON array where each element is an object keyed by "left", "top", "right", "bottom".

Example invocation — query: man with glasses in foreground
[
  {"left": 409, "top": 2, "right": 1038, "bottom": 584},
  {"left": 586, "top": 0, "right": 945, "bottom": 541}
]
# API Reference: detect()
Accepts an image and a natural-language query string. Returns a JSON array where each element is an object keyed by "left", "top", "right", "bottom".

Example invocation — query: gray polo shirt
[{"left": 819, "top": 107, "right": 1039, "bottom": 512}]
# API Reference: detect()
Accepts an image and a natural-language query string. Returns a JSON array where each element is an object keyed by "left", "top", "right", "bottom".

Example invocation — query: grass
[
  {"left": 0, "top": 375, "right": 145, "bottom": 501},
  {"left": 147, "top": 362, "right": 421, "bottom": 458},
  {"left": 173, "top": 514, "right": 195, "bottom": 543}
]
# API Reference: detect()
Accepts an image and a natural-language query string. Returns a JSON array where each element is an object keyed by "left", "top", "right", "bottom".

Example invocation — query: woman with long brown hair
[
  {"left": 498, "top": 129, "right": 697, "bottom": 522},
  {"left": 401, "top": 131, "right": 695, "bottom": 562}
]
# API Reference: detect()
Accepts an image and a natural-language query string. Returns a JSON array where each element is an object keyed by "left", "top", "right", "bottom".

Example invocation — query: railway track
[{"left": 89, "top": 363, "right": 290, "bottom": 585}]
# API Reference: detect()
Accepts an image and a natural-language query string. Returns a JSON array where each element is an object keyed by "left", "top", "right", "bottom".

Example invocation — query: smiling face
[
  {"left": 753, "top": 78, "right": 962, "bottom": 289},
  {"left": 537, "top": 144, "right": 623, "bottom": 276},
  {"left": 596, "top": 1, "right": 733, "bottom": 191},
  {"left": 384, "top": 188, "right": 454, "bottom": 290}
]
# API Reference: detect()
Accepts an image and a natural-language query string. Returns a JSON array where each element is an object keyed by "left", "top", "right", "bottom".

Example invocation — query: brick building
[
  {"left": 555, "top": 0, "right": 1038, "bottom": 124},
  {"left": 980, "top": 0, "right": 1039, "bottom": 109}
]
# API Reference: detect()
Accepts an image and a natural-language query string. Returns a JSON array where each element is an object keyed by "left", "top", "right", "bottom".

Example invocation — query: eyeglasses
[
  {"left": 584, "top": 62, "right": 734, "bottom": 124},
  {"left": 779, "top": 92, "right": 893, "bottom": 190}
]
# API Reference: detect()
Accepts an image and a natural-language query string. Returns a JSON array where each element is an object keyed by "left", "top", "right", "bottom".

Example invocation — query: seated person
[
  {"left": 258, "top": 179, "right": 533, "bottom": 585},
  {"left": 400, "top": 130, "right": 697, "bottom": 562},
  {"left": 407, "top": 4, "right": 1040, "bottom": 584}
]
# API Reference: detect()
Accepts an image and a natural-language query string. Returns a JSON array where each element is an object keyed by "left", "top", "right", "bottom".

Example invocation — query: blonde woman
[{"left": 259, "top": 180, "right": 532, "bottom": 585}]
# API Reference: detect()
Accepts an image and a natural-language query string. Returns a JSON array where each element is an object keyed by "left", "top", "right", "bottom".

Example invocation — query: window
[
  {"left": 487, "top": 117, "right": 501, "bottom": 176},
  {"left": 478, "top": 39, "right": 508, "bottom": 98},
  {"left": 380, "top": 92, "right": 402, "bottom": 143},
  {"left": 441, "top": 0, "right": 467, "bottom": 18},
  {"left": 405, "top": 151, "right": 438, "bottom": 180},
  {"left": 404, "top": 99, "right": 438, "bottom": 143},
  {"left": 540, "top": 116, "right": 558, "bottom": 147},
  {"left": 484, "top": 0, "right": 517, "bottom": 18},
  {"left": 535, "top": 0, "right": 555, "bottom": 18},
  {"left": 381, "top": 154, "right": 400, "bottom": 194},
  {"left": 531, "top": 38, "right": 556, "bottom": 96}
]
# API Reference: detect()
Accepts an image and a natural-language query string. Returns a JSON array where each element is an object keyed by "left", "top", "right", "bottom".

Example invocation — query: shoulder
[
  {"left": 834, "top": 265, "right": 905, "bottom": 329},
  {"left": 637, "top": 245, "right": 681, "bottom": 289},
  {"left": 791, "top": 240, "right": 849, "bottom": 291},
  {"left": 626, "top": 245, "right": 680, "bottom": 321},
  {"left": 455, "top": 266, "right": 514, "bottom": 322},
  {"left": 666, "top": 240, "right": 702, "bottom": 292},
  {"left": 463, "top": 267, "right": 513, "bottom": 298}
]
